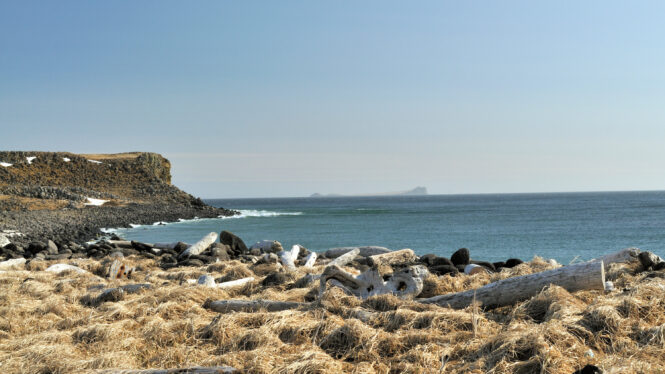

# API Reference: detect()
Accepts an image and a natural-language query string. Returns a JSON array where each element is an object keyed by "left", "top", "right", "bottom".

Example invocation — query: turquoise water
[{"left": 109, "top": 191, "right": 665, "bottom": 263}]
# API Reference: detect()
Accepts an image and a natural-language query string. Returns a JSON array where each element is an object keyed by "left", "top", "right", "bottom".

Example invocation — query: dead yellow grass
[{"left": 0, "top": 256, "right": 663, "bottom": 373}]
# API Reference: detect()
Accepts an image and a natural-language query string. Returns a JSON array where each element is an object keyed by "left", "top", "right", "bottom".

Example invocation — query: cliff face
[{"left": 0, "top": 151, "right": 202, "bottom": 210}]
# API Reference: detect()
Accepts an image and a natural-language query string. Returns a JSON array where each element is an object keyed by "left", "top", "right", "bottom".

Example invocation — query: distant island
[{"left": 311, "top": 186, "right": 428, "bottom": 198}]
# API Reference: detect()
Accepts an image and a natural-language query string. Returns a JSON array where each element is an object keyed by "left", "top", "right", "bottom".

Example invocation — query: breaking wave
[{"left": 219, "top": 210, "right": 303, "bottom": 219}]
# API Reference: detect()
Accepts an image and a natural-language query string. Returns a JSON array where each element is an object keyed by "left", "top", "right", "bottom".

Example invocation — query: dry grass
[{"left": 0, "top": 256, "right": 663, "bottom": 373}]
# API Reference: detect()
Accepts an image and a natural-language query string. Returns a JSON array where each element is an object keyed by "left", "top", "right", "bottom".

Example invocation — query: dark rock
[
  {"left": 297, "top": 246, "right": 310, "bottom": 259},
  {"left": 46, "top": 253, "right": 71, "bottom": 260},
  {"left": 638, "top": 251, "right": 663, "bottom": 270},
  {"left": 432, "top": 256, "right": 454, "bottom": 267},
  {"left": 220, "top": 231, "right": 248, "bottom": 256},
  {"left": 180, "top": 259, "right": 204, "bottom": 267},
  {"left": 292, "top": 274, "right": 317, "bottom": 289},
  {"left": 653, "top": 262, "right": 665, "bottom": 271},
  {"left": 27, "top": 242, "right": 46, "bottom": 255},
  {"left": 451, "top": 248, "right": 470, "bottom": 266},
  {"left": 455, "top": 264, "right": 466, "bottom": 273},
  {"left": 505, "top": 258, "right": 524, "bottom": 268},
  {"left": 429, "top": 264, "right": 459, "bottom": 276},
  {"left": 99, "top": 243, "right": 114, "bottom": 251},
  {"left": 110, "top": 234, "right": 122, "bottom": 241},
  {"left": 161, "top": 254, "right": 177, "bottom": 264},
  {"left": 4, "top": 243, "right": 21, "bottom": 253},
  {"left": 419, "top": 254, "right": 437, "bottom": 266},
  {"left": 120, "top": 248, "right": 139, "bottom": 256},
  {"left": 131, "top": 241, "right": 153, "bottom": 252},
  {"left": 173, "top": 242, "right": 189, "bottom": 252},
  {"left": 210, "top": 243, "right": 231, "bottom": 261},
  {"left": 58, "top": 248, "right": 72, "bottom": 255},
  {"left": 573, "top": 364, "right": 602, "bottom": 374},
  {"left": 261, "top": 272, "right": 288, "bottom": 287},
  {"left": 471, "top": 260, "right": 496, "bottom": 272},
  {"left": 189, "top": 254, "right": 213, "bottom": 263},
  {"left": 97, "top": 288, "right": 124, "bottom": 303},
  {"left": 492, "top": 261, "right": 506, "bottom": 270}
]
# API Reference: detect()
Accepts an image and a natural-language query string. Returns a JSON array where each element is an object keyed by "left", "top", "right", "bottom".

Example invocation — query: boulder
[
  {"left": 638, "top": 251, "right": 664, "bottom": 270},
  {"left": 250, "top": 240, "right": 284, "bottom": 254},
  {"left": 471, "top": 260, "right": 496, "bottom": 272},
  {"left": 210, "top": 243, "right": 231, "bottom": 261},
  {"left": 46, "top": 240, "right": 59, "bottom": 255},
  {"left": 261, "top": 272, "right": 289, "bottom": 287},
  {"left": 505, "top": 258, "right": 524, "bottom": 268},
  {"left": 429, "top": 264, "right": 458, "bottom": 276},
  {"left": 451, "top": 248, "right": 470, "bottom": 266},
  {"left": 220, "top": 231, "right": 248, "bottom": 256}
]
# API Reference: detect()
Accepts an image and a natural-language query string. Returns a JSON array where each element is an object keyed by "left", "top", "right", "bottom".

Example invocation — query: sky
[{"left": 1, "top": 1, "right": 664, "bottom": 198}]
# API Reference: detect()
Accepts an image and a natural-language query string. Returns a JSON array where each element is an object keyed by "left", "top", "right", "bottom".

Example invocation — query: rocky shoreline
[{"left": 0, "top": 203, "right": 238, "bottom": 247}]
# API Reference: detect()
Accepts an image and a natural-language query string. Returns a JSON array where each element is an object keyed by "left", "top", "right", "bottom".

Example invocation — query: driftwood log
[
  {"left": 591, "top": 247, "right": 640, "bottom": 267},
  {"left": 367, "top": 248, "right": 416, "bottom": 267},
  {"left": 319, "top": 264, "right": 429, "bottom": 299},
  {"left": 420, "top": 260, "right": 607, "bottom": 309},
  {"left": 303, "top": 252, "right": 317, "bottom": 268},
  {"left": 205, "top": 299, "right": 304, "bottom": 313},
  {"left": 178, "top": 232, "right": 217, "bottom": 259},
  {"left": 328, "top": 248, "right": 359, "bottom": 267},
  {"left": 98, "top": 366, "right": 237, "bottom": 373},
  {"left": 278, "top": 245, "right": 301, "bottom": 271}
]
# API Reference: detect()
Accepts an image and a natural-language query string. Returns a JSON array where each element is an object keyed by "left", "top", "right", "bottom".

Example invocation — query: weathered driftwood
[
  {"left": 205, "top": 299, "right": 304, "bottom": 313},
  {"left": 0, "top": 258, "right": 26, "bottom": 271},
  {"left": 591, "top": 247, "right": 640, "bottom": 266},
  {"left": 99, "top": 366, "right": 237, "bottom": 374},
  {"left": 197, "top": 275, "right": 255, "bottom": 289},
  {"left": 218, "top": 277, "right": 255, "bottom": 289},
  {"left": 178, "top": 232, "right": 217, "bottom": 259},
  {"left": 328, "top": 248, "right": 360, "bottom": 268},
  {"left": 45, "top": 263, "right": 87, "bottom": 274},
  {"left": 278, "top": 245, "right": 301, "bottom": 271},
  {"left": 325, "top": 246, "right": 391, "bottom": 258},
  {"left": 250, "top": 240, "right": 283, "bottom": 253},
  {"left": 420, "top": 260, "right": 606, "bottom": 309},
  {"left": 367, "top": 248, "right": 416, "bottom": 267},
  {"left": 304, "top": 252, "right": 317, "bottom": 268},
  {"left": 108, "top": 240, "right": 135, "bottom": 249},
  {"left": 319, "top": 264, "right": 429, "bottom": 299}
]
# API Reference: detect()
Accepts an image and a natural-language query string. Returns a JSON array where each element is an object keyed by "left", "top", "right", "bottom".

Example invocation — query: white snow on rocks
[
  {"left": 0, "top": 162, "right": 12, "bottom": 167},
  {"left": 87, "top": 159, "right": 103, "bottom": 164},
  {"left": 26, "top": 156, "right": 36, "bottom": 164},
  {"left": 63, "top": 157, "right": 71, "bottom": 162},
  {"left": 85, "top": 197, "right": 108, "bottom": 206}
]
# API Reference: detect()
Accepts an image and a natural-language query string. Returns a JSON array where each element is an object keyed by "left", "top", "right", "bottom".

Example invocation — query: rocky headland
[{"left": 0, "top": 151, "right": 236, "bottom": 248}]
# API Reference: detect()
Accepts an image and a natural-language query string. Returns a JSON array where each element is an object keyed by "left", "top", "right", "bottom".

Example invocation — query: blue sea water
[{"left": 110, "top": 191, "right": 665, "bottom": 264}]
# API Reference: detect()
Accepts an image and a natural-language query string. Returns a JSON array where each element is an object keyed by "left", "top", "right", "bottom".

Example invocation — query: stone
[
  {"left": 249, "top": 248, "right": 262, "bottom": 256},
  {"left": 505, "top": 258, "right": 524, "bottom": 268},
  {"left": 198, "top": 274, "right": 216, "bottom": 287},
  {"left": 250, "top": 240, "right": 284, "bottom": 254},
  {"left": 638, "top": 251, "right": 664, "bottom": 270},
  {"left": 451, "top": 248, "right": 470, "bottom": 266},
  {"left": 97, "top": 288, "right": 124, "bottom": 303},
  {"left": 46, "top": 253, "right": 72, "bottom": 261},
  {"left": 419, "top": 254, "right": 437, "bottom": 266},
  {"left": 492, "top": 261, "right": 506, "bottom": 270},
  {"left": 429, "top": 264, "right": 459, "bottom": 276},
  {"left": 432, "top": 256, "right": 454, "bottom": 267},
  {"left": 471, "top": 260, "right": 496, "bottom": 272},
  {"left": 255, "top": 253, "right": 279, "bottom": 265},
  {"left": 47, "top": 240, "right": 59, "bottom": 255},
  {"left": 27, "top": 242, "right": 46, "bottom": 255},
  {"left": 0, "top": 258, "right": 26, "bottom": 271},
  {"left": 220, "top": 231, "right": 248, "bottom": 256},
  {"left": 180, "top": 259, "right": 204, "bottom": 267},
  {"left": 131, "top": 241, "right": 153, "bottom": 252},
  {"left": 261, "top": 272, "right": 288, "bottom": 287},
  {"left": 174, "top": 242, "right": 189, "bottom": 252},
  {"left": 0, "top": 235, "right": 10, "bottom": 248},
  {"left": 573, "top": 364, "right": 602, "bottom": 374},
  {"left": 210, "top": 243, "right": 231, "bottom": 261}
]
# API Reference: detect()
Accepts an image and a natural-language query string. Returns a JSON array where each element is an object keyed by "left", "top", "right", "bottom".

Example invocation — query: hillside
[{"left": 0, "top": 151, "right": 204, "bottom": 210}]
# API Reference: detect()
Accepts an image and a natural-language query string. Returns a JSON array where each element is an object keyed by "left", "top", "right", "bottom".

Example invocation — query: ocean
[{"left": 108, "top": 191, "right": 665, "bottom": 264}]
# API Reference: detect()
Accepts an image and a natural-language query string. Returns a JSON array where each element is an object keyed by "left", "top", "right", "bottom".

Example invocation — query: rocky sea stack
[{"left": 0, "top": 151, "right": 236, "bottom": 245}]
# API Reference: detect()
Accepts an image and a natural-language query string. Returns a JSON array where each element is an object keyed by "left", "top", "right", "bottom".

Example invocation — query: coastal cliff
[{"left": 0, "top": 151, "right": 235, "bottom": 244}]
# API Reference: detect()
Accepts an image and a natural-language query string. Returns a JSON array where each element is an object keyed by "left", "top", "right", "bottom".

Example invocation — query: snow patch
[
  {"left": 84, "top": 197, "right": 108, "bottom": 206},
  {"left": 87, "top": 159, "right": 103, "bottom": 164},
  {"left": 63, "top": 157, "right": 71, "bottom": 162},
  {"left": 26, "top": 156, "right": 36, "bottom": 164},
  {"left": 0, "top": 162, "right": 12, "bottom": 167}
]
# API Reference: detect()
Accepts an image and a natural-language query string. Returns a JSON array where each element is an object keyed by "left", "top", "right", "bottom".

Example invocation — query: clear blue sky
[{"left": 1, "top": 1, "right": 664, "bottom": 198}]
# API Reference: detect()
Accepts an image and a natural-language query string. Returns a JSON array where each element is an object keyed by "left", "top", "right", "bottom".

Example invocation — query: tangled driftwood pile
[{"left": 0, "top": 231, "right": 664, "bottom": 373}]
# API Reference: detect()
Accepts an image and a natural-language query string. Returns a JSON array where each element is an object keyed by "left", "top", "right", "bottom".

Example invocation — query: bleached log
[
  {"left": 99, "top": 366, "right": 237, "bottom": 374},
  {"left": 328, "top": 248, "right": 360, "bottom": 268},
  {"left": 304, "top": 252, "right": 317, "bottom": 268},
  {"left": 420, "top": 260, "right": 606, "bottom": 309},
  {"left": 217, "top": 277, "right": 255, "bottom": 289},
  {"left": 278, "top": 245, "right": 301, "bottom": 271},
  {"left": 205, "top": 299, "right": 304, "bottom": 313},
  {"left": 45, "top": 263, "right": 87, "bottom": 274},
  {"left": 178, "top": 232, "right": 217, "bottom": 259},
  {"left": 250, "top": 240, "right": 283, "bottom": 253},
  {"left": 367, "top": 248, "right": 416, "bottom": 267},
  {"left": 591, "top": 247, "right": 640, "bottom": 267},
  {"left": 319, "top": 264, "right": 429, "bottom": 299},
  {"left": 108, "top": 240, "right": 134, "bottom": 249},
  {"left": 0, "top": 258, "right": 26, "bottom": 271},
  {"left": 325, "top": 246, "right": 391, "bottom": 258}
]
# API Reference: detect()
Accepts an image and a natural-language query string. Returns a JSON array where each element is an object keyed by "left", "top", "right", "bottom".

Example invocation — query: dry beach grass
[{"left": 0, "top": 256, "right": 664, "bottom": 373}]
